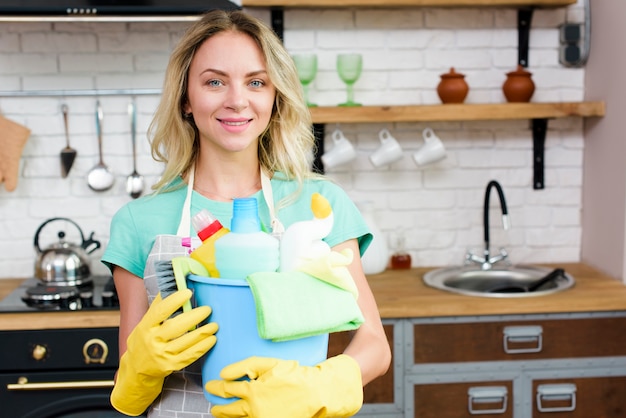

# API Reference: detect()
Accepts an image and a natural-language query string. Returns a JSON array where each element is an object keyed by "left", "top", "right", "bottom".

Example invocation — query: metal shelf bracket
[
  {"left": 518, "top": 7, "right": 534, "bottom": 67},
  {"left": 532, "top": 118, "right": 548, "bottom": 190}
]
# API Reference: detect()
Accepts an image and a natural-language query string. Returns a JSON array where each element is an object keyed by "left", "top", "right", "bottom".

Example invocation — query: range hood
[{"left": 0, "top": 0, "right": 241, "bottom": 20}]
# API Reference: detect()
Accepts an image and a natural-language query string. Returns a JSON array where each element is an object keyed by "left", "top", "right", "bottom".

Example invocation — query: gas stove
[{"left": 0, "top": 275, "right": 118, "bottom": 312}]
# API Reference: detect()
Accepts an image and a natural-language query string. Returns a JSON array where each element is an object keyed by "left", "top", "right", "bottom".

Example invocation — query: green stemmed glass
[
  {"left": 337, "top": 53, "right": 363, "bottom": 107},
  {"left": 292, "top": 54, "right": 318, "bottom": 107}
]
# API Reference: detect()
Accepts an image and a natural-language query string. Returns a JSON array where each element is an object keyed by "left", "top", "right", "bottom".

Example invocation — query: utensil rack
[{"left": 0, "top": 89, "right": 162, "bottom": 97}]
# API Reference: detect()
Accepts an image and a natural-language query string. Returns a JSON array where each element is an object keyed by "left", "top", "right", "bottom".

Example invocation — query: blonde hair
[{"left": 149, "top": 9, "right": 316, "bottom": 194}]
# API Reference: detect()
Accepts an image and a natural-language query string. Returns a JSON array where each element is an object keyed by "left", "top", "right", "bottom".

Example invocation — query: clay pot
[
  {"left": 502, "top": 65, "right": 535, "bottom": 102},
  {"left": 437, "top": 68, "right": 469, "bottom": 104}
]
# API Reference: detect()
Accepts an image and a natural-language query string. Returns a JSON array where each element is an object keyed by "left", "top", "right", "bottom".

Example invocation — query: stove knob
[
  {"left": 80, "top": 291, "right": 94, "bottom": 308},
  {"left": 32, "top": 344, "right": 47, "bottom": 361},
  {"left": 101, "top": 290, "right": 118, "bottom": 307}
]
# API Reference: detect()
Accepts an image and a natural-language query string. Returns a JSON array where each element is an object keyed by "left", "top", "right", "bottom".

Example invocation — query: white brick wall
[{"left": 0, "top": 4, "right": 586, "bottom": 279}]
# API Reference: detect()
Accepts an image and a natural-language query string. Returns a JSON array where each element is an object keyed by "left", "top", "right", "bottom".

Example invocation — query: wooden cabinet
[
  {"left": 413, "top": 316, "right": 626, "bottom": 363},
  {"left": 405, "top": 313, "right": 626, "bottom": 418},
  {"left": 531, "top": 377, "right": 626, "bottom": 417},
  {"left": 414, "top": 381, "right": 514, "bottom": 418}
]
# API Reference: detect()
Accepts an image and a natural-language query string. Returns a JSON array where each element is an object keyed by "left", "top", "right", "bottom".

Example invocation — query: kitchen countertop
[{"left": 1, "top": 262, "right": 625, "bottom": 331}]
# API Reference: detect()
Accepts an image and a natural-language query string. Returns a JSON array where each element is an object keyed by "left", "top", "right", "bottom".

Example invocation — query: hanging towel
[
  {"left": 246, "top": 270, "right": 364, "bottom": 342},
  {"left": 0, "top": 115, "right": 31, "bottom": 192}
]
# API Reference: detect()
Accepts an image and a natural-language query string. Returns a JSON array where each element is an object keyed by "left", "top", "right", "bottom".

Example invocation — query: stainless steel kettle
[{"left": 34, "top": 217, "right": 101, "bottom": 286}]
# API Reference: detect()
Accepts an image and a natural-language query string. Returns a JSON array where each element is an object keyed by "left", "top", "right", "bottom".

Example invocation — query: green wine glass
[
  {"left": 292, "top": 54, "right": 318, "bottom": 107},
  {"left": 337, "top": 53, "right": 363, "bottom": 107}
]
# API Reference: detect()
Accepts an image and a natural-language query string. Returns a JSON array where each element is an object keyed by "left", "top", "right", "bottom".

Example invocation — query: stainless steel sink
[{"left": 423, "top": 265, "right": 575, "bottom": 298}]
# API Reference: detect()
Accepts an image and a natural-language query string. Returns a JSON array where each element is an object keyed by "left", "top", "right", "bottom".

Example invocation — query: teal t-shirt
[{"left": 101, "top": 174, "right": 372, "bottom": 278}]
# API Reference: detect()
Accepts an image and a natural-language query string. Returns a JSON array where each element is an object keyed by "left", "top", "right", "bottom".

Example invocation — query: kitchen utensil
[
  {"left": 0, "top": 114, "right": 31, "bottom": 192},
  {"left": 488, "top": 268, "right": 565, "bottom": 293},
  {"left": 34, "top": 217, "right": 101, "bottom": 286},
  {"left": 125, "top": 100, "right": 144, "bottom": 199},
  {"left": 87, "top": 101, "right": 115, "bottom": 192},
  {"left": 60, "top": 104, "right": 77, "bottom": 178}
]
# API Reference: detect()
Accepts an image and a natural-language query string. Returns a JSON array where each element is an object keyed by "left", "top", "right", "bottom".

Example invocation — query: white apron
[{"left": 141, "top": 167, "right": 284, "bottom": 417}]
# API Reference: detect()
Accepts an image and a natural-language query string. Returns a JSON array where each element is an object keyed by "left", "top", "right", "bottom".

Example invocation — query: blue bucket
[{"left": 187, "top": 274, "right": 329, "bottom": 405}]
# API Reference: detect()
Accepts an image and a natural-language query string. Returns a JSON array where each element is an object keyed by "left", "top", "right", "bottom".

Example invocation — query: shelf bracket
[
  {"left": 532, "top": 118, "right": 548, "bottom": 190},
  {"left": 270, "top": 7, "right": 284, "bottom": 41},
  {"left": 518, "top": 7, "right": 534, "bottom": 67},
  {"left": 312, "top": 123, "right": 325, "bottom": 174}
]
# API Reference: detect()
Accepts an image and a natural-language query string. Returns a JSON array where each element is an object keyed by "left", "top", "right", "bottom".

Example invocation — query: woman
[{"left": 102, "top": 9, "right": 391, "bottom": 418}]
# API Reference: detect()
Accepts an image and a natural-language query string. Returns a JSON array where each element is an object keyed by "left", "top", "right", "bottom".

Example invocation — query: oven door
[{"left": 1, "top": 369, "right": 145, "bottom": 417}]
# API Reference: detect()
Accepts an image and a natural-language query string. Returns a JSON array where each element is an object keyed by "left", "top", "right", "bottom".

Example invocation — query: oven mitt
[
  {"left": 205, "top": 354, "right": 363, "bottom": 418},
  {"left": 110, "top": 288, "right": 218, "bottom": 416}
]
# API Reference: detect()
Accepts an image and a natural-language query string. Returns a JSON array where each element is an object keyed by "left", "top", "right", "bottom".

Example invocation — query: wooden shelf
[
  {"left": 242, "top": 0, "right": 575, "bottom": 8},
  {"left": 308, "top": 101, "right": 605, "bottom": 124}
]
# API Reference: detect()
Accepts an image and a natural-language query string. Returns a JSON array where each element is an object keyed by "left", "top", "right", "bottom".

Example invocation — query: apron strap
[
  {"left": 177, "top": 165, "right": 195, "bottom": 237},
  {"left": 261, "top": 168, "right": 285, "bottom": 237}
]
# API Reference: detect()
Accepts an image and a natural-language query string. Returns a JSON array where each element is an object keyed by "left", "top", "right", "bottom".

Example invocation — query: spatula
[{"left": 60, "top": 104, "right": 77, "bottom": 178}]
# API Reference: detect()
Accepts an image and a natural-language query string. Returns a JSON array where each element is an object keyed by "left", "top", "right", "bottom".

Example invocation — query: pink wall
[{"left": 582, "top": 0, "right": 626, "bottom": 279}]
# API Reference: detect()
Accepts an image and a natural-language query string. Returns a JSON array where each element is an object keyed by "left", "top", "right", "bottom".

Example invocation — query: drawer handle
[
  {"left": 502, "top": 325, "right": 543, "bottom": 354},
  {"left": 7, "top": 376, "right": 114, "bottom": 391},
  {"left": 536, "top": 383, "right": 577, "bottom": 412},
  {"left": 468, "top": 386, "right": 508, "bottom": 415}
]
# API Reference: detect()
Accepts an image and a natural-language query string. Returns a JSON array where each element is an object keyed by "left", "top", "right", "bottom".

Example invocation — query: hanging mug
[
  {"left": 370, "top": 129, "right": 403, "bottom": 167},
  {"left": 321, "top": 129, "right": 357, "bottom": 169},
  {"left": 413, "top": 128, "right": 446, "bottom": 166}
]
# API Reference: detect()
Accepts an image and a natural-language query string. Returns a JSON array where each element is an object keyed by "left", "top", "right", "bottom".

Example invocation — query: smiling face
[{"left": 184, "top": 30, "right": 276, "bottom": 157}]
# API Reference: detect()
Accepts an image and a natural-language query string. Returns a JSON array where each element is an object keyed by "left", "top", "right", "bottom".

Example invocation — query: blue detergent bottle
[{"left": 214, "top": 197, "right": 280, "bottom": 278}]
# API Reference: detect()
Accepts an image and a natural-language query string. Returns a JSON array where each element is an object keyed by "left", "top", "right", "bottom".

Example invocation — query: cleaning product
[
  {"left": 279, "top": 192, "right": 333, "bottom": 272},
  {"left": 153, "top": 257, "right": 209, "bottom": 315},
  {"left": 214, "top": 197, "right": 279, "bottom": 279},
  {"left": 190, "top": 209, "right": 229, "bottom": 277}
]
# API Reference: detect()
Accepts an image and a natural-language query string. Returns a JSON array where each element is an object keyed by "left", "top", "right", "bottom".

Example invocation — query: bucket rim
[{"left": 187, "top": 274, "right": 248, "bottom": 287}]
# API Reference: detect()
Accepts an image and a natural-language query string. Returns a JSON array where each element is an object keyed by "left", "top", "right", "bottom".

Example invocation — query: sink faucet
[{"left": 466, "top": 180, "right": 510, "bottom": 270}]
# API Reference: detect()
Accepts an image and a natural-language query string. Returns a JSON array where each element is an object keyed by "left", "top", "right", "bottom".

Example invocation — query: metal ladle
[
  {"left": 126, "top": 101, "right": 144, "bottom": 199},
  {"left": 87, "top": 101, "right": 115, "bottom": 192}
]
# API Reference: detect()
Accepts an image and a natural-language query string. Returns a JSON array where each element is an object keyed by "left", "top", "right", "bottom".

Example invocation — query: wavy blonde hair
[{"left": 149, "top": 9, "right": 316, "bottom": 195}]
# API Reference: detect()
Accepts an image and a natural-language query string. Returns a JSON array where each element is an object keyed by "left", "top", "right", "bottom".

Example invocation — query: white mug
[
  {"left": 413, "top": 128, "right": 446, "bottom": 166},
  {"left": 321, "top": 129, "right": 357, "bottom": 169},
  {"left": 370, "top": 129, "right": 403, "bottom": 167}
]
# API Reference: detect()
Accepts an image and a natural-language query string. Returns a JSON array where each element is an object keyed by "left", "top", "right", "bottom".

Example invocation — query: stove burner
[
  {"left": 0, "top": 275, "right": 118, "bottom": 312},
  {"left": 22, "top": 284, "right": 82, "bottom": 310}
]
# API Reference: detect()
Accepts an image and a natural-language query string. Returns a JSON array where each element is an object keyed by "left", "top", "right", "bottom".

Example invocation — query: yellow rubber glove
[
  {"left": 110, "top": 288, "right": 218, "bottom": 416},
  {"left": 205, "top": 354, "right": 363, "bottom": 418}
]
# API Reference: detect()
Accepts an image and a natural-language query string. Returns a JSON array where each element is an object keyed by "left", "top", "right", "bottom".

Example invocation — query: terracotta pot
[
  {"left": 502, "top": 65, "right": 535, "bottom": 102},
  {"left": 437, "top": 68, "right": 469, "bottom": 104}
]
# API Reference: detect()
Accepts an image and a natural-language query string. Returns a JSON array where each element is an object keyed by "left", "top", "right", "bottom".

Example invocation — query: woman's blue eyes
[{"left": 205, "top": 79, "right": 265, "bottom": 88}]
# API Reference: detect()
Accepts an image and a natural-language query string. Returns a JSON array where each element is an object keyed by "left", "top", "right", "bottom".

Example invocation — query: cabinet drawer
[
  {"left": 328, "top": 324, "right": 395, "bottom": 404},
  {"left": 414, "top": 381, "right": 513, "bottom": 418},
  {"left": 532, "top": 377, "right": 626, "bottom": 417},
  {"left": 414, "top": 316, "right": 626, "bottom": 363}
]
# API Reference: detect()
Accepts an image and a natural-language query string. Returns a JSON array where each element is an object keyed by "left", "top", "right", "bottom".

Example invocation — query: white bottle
[{"left": 358, "top": 201, "right": 389, "bottom": 275}]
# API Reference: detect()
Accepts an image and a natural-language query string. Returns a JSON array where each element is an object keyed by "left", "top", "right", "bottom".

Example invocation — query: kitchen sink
[{"left": 423, "top": 265, "right": 575, "bottom": 298}]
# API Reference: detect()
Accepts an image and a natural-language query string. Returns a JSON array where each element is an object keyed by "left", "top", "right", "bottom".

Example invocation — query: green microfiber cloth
[{"left": 246, "top": 271, "right": 364, "bottom": 342}]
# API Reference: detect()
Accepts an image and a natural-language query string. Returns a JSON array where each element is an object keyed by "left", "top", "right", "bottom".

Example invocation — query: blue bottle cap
[{"left": 231, "top": 198, "right": 261, "bottom": 233}]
